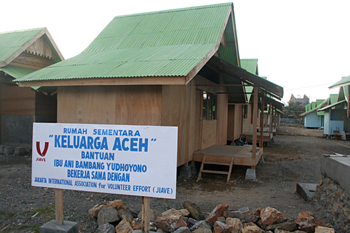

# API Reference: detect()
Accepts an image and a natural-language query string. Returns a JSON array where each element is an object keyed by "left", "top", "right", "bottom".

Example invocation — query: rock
[
  {"left": 138, "top": 209, "right": 162, "bottom": 222},
  {"left": 131, "top": 218, "right": 142, "bottom": 230},
  {"left": 97, "top": 206, "right": 120, "bottom": 225},
  {"left": 295, "top": 211, "right": 326, "bottom": 233},
  {"left": 274, "top": 229, "right": 291, "bottom": 233},
  {"left": 89, "top": 203, "right": 108, "bottom": 218},
  {"left": 189, "top": 220, "right": 212, "bottom": 231},
  {"left": 226, "top": 218, "right": 243, "bottom": 233},
  {"left": 155, "top": 215, "right": 187, "bottom": 232},
  {"left": 213, "top": 221, "right": 233, "bottom": 233},
  {"left": 4, "top": 146, "right": 14, "bottom": 155},
  {"left": 230, "top": 208, "right": 260, "bottom": 223},
  {"left": 187, "top": 218, "right": 197, "bottom": 229},
  {"left": 14, "top": 147, "right": 25, "bottom": 156},
  {"left": 97, "top": 223, "right": 115, "bottom": 233},
  {"left": 260, "top": 207, "right": 285, "bottom": 227},
  {"left": 265, "top": 222, "right": 297, "bottom": 231},
  {"left": 217, "top": 217, "right": 226, "bottom": 223},
  {"left": 315, "top": 226, "right": 335, "bottom": 233},
  {"left": 173, "top": 226, "right": 191, "bottom": 233},
  {"left": 109, "top": 200, "right": 126, "bottom": 210},
  {"left": 206, "top": 204, "right": 229, "bottom": 223},
  {"left": 115, "top": 219, "right": 133, "bottom": 233},
  {"left": 89, "top": 200, "right": 124, "bottom": 218},
  {"left": 192, "top": 228, "right": 212, "bottom": 233},
  {"left": 242, "top": 224, "right": 264, "bottom": 233},
  {"left": 118, "top": 208, "right": 134, "bottom": 223},
  {"left": 183, "top": 201, "right": 205, "bottom": 220},
  {"left": 162, "top": 208, "right": 190, "bottom": 218}
]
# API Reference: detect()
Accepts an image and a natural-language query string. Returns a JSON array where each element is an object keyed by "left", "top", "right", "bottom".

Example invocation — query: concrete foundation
[
  {"left": 296, "top": 183, "right": 317, "bottom": 201},
  {"left": 4, "top": 146, "right": 14, "bottom": 155},
  {"left": 245, "top": 168, "right": 256, "bottom": 180},
  {"left": 179, "top": 164, "right": 192, "bottom": 178},
  {"left": 1, "top": 115, "right": 34, "bottom": 144},
  {"left": 40, "top": 220, "right": 78, "bottom": 233},
  {"left": 0, "top": 145, "right": 5, "bottom": 154},
  {"left": 321, "top": 156, "right": 350, "bottom": 194},
  {"left": 14, "top": 147, "right": 26, "bottom": 156}
]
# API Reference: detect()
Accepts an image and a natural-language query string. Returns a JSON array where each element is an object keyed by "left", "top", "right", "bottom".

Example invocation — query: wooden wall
[
  {"left": 35, "top": 92, "right": 57, "bottom": 117},
  {"left": 202, "top": 120, "right": 217, "bottom": 148},
  {"left": 161, "top": 80, "right": 196, "bottom": 166},
  {"left": 216, "top": 78, "right": 228, "bottom": 145},
  {"left": 57, "top": 86, "right": 162, "bottom": 125},
  {"left": 233, "top": 104, "right": 243, "bottom": 140},
  {"left": 242, "top": 104, "right": 252, "bottom": 133},
  {"left": 0, "top": 86, "right": 35, "bottom": 115}
]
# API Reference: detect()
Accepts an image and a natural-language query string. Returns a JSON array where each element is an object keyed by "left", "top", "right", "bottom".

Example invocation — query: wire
[{"left": 285, "top": 82, "right": 334, "bottom": 91}]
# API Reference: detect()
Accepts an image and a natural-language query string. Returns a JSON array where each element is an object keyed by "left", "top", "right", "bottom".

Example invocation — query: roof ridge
[
  {"left": 113, "top": 2, "right": 232, "bottom": 19},
  {"left": 0, "top": 27, "right": 45, "bottom": 35}
]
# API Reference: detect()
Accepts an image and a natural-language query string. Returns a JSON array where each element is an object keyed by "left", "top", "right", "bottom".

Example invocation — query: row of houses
[
  {"left": 301, "top": 76, "right": 350, "bottom": 138},
  {"left": 1, "top": 3, "right": 284, "bottom": 172}
]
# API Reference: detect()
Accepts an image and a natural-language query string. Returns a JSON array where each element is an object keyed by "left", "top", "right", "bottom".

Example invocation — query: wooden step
[
  {"left": 202, "top": 161, "right": 231, "bottom": 166},
  {"left": 197, "top": 155, "right": 234, "bottom": 182},
  {"left": 201, "top": 170, "right": 229, "bottom": 175}
]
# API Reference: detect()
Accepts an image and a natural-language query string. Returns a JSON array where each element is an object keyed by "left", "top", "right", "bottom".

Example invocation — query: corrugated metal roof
[
  {"left": 329, "top": 75, "right": 350, "bottom": 89},
  {"left": 0, "top": 65, "right": 36, "bottom": 78},
  {"left": 16, "top": 3, "right": 232, "bottom": 82},
  {"left": 330, "top": 94, "right": 338, "bottom": 104},
  {"left": 0, "top": 28, "right": 44, "bottom": 63},
  {"left": 318, "top": 100, "right": 346, "bottom": 111}
]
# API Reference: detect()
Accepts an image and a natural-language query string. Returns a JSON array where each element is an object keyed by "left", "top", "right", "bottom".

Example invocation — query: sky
[{"left": 1, "top": 0, "right": 349, "bottom": 104}]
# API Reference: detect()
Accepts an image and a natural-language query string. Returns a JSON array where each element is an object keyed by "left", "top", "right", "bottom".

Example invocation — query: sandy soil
[{"left": 1, "top": 125, "right": 350, "bottom": 232}]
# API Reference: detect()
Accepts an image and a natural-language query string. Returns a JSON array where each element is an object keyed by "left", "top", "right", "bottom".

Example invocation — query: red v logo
[{"left": 36, "top": 141, "right": 49, "bottom": 157}]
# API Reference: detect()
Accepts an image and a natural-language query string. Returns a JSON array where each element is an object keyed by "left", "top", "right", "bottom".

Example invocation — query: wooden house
[
  {"left": 319, "top": 78, "right": 350, "bottom": 135},
  {"left": 15, "top": 4, "right": 283, "bottom": 173},
  {"left": 0, "top": 28, "right": 64, "bottom": 144},
  {"left": 300, "top": 99, "right": 327, "bottom": 129}
]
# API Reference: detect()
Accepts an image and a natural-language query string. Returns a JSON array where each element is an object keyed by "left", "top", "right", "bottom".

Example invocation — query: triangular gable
[
  {"left": 240, "top": 58, "right": 258, "bottom": 102},
  {"left": 15, "top": 3, "right": 239, "bottom": 88},
  {"left": 0, "top": 28, "right": 64, "bottom": 68}
]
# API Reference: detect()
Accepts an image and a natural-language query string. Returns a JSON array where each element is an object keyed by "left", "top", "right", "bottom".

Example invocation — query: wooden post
[
  {"left": 252, "top": 86, "right": 259, "bottom": 161},
  {"left": 55, "top": 189, "right": 64, "bottom": 225},
  {"left": 259, "top": 95, "right": 265, "bottom": 148},
  {"left": 269, "top": 105, "right": 273, "bottom": 139},
  {"left": 142, "top": 197, "right": 150, "bottom": 233}
]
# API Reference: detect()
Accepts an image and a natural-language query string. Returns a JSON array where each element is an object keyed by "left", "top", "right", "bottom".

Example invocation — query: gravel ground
[{"left": 1, "top": 125, "right": 350, "bottom": 232}]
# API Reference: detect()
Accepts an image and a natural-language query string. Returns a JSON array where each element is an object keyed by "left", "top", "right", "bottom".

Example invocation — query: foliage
[{"left": 283, "top": 101, "right": 305, "bottom": 118}]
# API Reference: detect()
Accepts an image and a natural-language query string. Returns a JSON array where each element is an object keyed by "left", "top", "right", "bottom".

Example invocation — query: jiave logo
[{"left": 36, "top": 141, "right": 49, "bottom": 162}]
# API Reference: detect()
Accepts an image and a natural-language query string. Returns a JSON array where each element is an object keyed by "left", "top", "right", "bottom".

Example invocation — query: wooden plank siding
[
  {"left": 57, "top": 86, "right": 162, "bottom": 125},
  {"left": 0, "top": 86, "right": 35, "bottom": 115}
]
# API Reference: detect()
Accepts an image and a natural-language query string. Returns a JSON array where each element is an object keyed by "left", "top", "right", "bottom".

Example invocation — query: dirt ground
[{"left": 1, "top": 124, "right": 350, "bottom": 232}]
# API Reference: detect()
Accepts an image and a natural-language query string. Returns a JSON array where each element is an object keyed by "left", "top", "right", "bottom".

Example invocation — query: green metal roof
[
  {"left": 240, "top": 59, "right": 258, "bottom": 102},
  {"left": 330, "top": 94, "right": 338, "bottom": 104},
  {"left": 329, "top": 75, "right": 350, "bottom": 89},
  {"left": 0, "top": 28, "right": 44, "bottom": 63},
  {"left": 0, "top": 65, "right": 36, "bottom": 79},
  {"left": 318, "top": 100, "right": 346, "bottom": 111},
  {"left": 16, "top": 3, "right": 236, "bottom": 82}
]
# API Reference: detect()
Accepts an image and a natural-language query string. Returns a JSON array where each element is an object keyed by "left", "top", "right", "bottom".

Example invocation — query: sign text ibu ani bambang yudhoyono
[{"left": 32, "top": 123, "right": 178, "bottom": 199}]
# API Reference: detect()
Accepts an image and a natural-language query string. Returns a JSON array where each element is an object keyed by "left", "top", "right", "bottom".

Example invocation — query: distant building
[{"left": 289, "top": 94, "right": 309, "bottom": 105}]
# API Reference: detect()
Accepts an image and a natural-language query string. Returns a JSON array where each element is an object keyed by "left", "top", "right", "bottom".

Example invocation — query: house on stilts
[
  {"left": 15, "top": 3, "right": 283, "bottom": 180},
  {"left": 0, "top": 28, "right": 63, "bottom": 144}
]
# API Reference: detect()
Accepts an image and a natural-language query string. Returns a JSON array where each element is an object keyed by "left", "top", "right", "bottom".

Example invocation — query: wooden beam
[
  {"left": 142, "top": 197, "right": 150, "bottom": 233},
  {"left": 269, "top": 105, "right": 273, "bottom": 139},
  {"left": 348, "top": 85, "right": 350, "bottom": 118},
  {"left": 17, "top": 76, "right": 187, "bottom": 87},
  {"left": 55, "top": 189, "right": 64, "bottom": 225},
  {"left": 251, "top": 86, "right": 259, "bottom": 161},
  {"left": 208, "top": 56, "right": 283, "bottom": 98},
  {"left": 259, "top": 95, "right": 265, "bottom": 148},
  {"left": 196, "top": 84, "right": 253, "bottom": 87}
]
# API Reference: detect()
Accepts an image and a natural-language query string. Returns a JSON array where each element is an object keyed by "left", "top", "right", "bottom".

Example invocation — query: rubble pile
[{"left": 89, "top": 200, "right": 335, "bottom": 233}]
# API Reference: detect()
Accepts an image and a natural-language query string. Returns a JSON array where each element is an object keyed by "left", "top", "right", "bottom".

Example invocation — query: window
[{"left": 203, "top": 91, "right": 216, "bottom": 120}]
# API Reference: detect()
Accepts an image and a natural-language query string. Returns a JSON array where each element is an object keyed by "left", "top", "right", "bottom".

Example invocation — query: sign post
[{"left": 32, "top": 123, "right": 178, "bottom": 232}]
